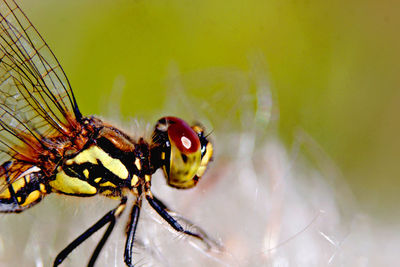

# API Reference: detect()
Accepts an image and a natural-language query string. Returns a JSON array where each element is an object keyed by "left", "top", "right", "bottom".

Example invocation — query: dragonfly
[{"left": 0, "top": 0, "right": 217, "bottom": 266}]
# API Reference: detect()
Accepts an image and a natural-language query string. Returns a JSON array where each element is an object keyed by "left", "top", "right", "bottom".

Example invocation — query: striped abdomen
[{"left": 0, "top": 163, "right": 47, "bottom": 213}]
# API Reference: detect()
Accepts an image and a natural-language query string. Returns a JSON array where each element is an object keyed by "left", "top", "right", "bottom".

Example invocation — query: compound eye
[
  {"left": 167, "top": 118, "right": 200, "bottom": 154},
  {"left": 160, "top": 117, "right": 202, "bottom": 189}
]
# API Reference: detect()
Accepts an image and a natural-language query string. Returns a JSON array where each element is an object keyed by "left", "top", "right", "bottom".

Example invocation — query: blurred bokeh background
[{"left": 3, "top": 0, "right": 398, "bottom": 265}]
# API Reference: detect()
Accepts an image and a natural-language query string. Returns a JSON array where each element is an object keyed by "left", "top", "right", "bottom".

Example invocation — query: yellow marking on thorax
[
  {"left": 134, "top": 158, "right": 141, "bottom": 170},
  {"left": 49, "top": 170, "right": 97, "bottom": 195},
  {"left": 94, "top": 177, "right": 102, "bottom": 183},
  {"left": 161, "top": 152, "right": 165, "bottom": 160},
  {"left": 21, "top": 190, "right": 41, "bottom": 207},
  {"left": 67, "top": 146, "right": 129, "bottom": 179},
  {"left": 131, "top": 175, "right": 139, "bottom": 187},
  {"left": 100, "top": 181, "right": 117, "bottom": 188},
  {"left": 83, "top": 169, "right": 89, "bottom": 178}
]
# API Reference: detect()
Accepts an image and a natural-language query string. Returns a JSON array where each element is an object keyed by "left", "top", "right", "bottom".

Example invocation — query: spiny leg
[
  {"left": 53, "top": 197, "right": 127, "bottom": 267},
  {"left": 124, "top": 198, "right": 142, "bottom": 267},
  {"left": 146, "top": 193, "right": 223, "bottom": 252}
]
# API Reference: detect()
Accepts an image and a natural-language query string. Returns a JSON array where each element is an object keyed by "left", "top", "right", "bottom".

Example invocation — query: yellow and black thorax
[{"left": 48, "top": 117, "right": 151, "bottom": 198}]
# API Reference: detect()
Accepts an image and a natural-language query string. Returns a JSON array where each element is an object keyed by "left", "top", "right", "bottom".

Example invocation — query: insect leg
[
  {"left": 124, "top": 198, "right": 142, "bottom": 267},
  {"left": 146, "top": 193, "right": 222, "bottom": 252},
  {"left": 53, "top": 197, "right": 127, "bottom": 267},
  {"left": 87, "top": 196, "right": 128, "bottom": 267}
]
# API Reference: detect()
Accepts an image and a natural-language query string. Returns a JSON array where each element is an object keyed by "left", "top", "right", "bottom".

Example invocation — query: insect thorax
[{"left": 48, "top": 118, "right": 152, "bottom": 198}]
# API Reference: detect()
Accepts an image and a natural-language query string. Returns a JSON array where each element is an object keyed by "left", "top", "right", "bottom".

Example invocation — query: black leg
[
  {"left": 87, "top": 215, "right": 116, "bottom": 267},
  {"left": 124, "top": 200, "right": 141, "bottom": 267},
  {"left": 146, "top": 194, "right": 222, "bottom": 251},
  {"left": 53, "top": 197, "right": 127, "bottom": 267}
]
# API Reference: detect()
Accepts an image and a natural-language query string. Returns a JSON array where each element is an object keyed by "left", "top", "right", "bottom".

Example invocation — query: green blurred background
[{"left": 22, "top": 0, "right": 399, "bottom": 222}]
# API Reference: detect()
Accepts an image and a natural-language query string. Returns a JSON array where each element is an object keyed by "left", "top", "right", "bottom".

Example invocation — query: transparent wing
[
  {"left": 0, "top": 0, "right": 81, "bottom": 165},
  {"left": 0, "top": 0, "right": 82, "bottom": 195}
]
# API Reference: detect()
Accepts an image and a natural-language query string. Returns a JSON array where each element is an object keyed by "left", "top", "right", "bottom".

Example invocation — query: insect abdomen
[{"left": 0, "top": 163, "right": 47, "bottom": 213}]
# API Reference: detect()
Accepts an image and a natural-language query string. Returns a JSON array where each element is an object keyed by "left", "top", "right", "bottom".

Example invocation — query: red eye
[{"left": 165, "top": 117, "right": 200, "bottom": 154}]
